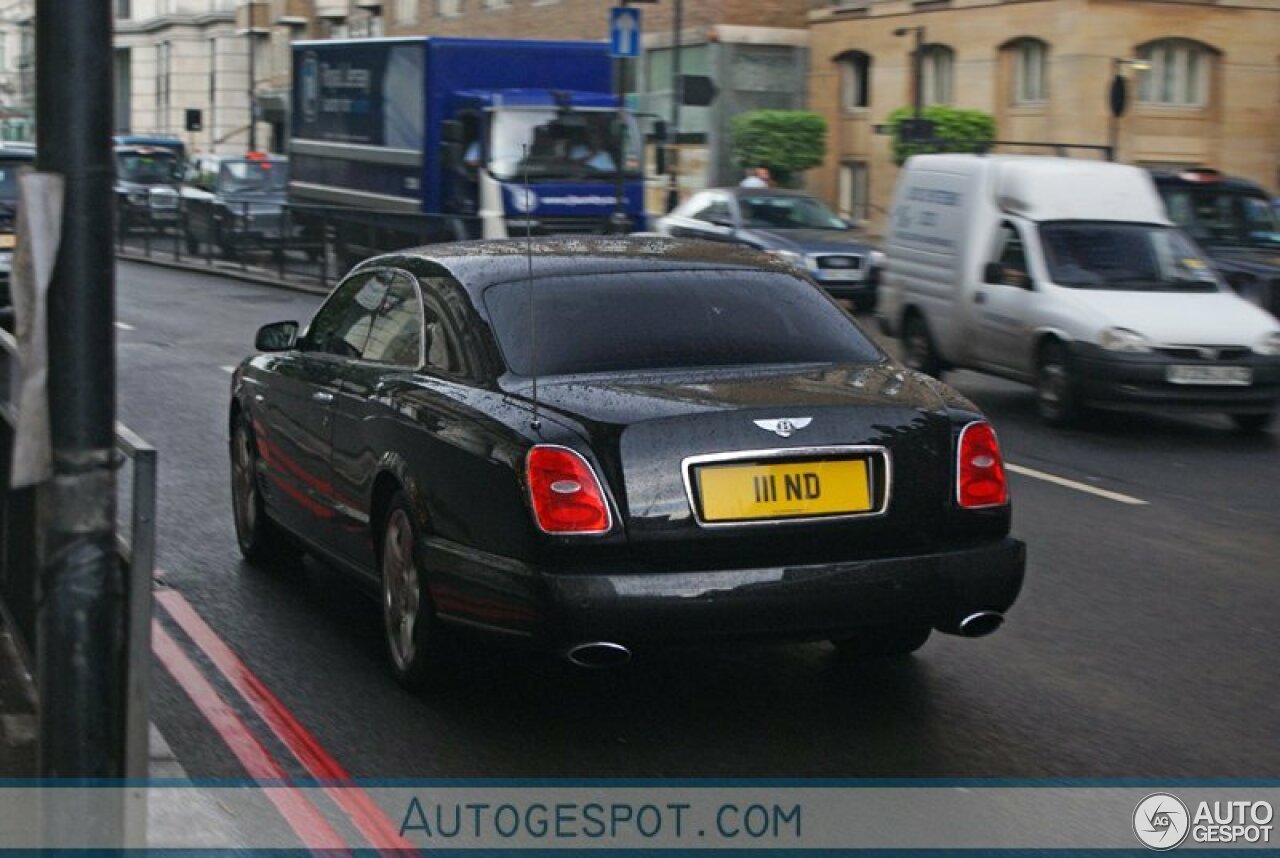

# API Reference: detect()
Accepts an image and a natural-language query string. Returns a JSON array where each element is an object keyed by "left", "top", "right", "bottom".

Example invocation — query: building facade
[
  {"left": 807, "top": 0, "right": 1280, "bottom": 232},
  {"left": 0, "top": 0, "right": 33, "bottom": 141},
  {"left": 115, "top": 0, "right": 280, "bottom": 155}
]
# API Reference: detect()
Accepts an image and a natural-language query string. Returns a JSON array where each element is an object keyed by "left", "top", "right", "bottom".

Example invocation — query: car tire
[
  {"left": 230, "top": 413, "right": 297, "bottom": 567},
  {"left": 902, "top": 313, "right": 942, "bottom": 378},
  {"left": 1230, "top": 412, "right": 1273, "bottom": 434},
  {"left": 1036, "top": 341, "right": 1082, "bottom": 427},
  {"left": 831, "top": 624, "right": 931, "bottom": 658},
  {"left": 379, "top": 491, "right": 440, "bottom": 690}
]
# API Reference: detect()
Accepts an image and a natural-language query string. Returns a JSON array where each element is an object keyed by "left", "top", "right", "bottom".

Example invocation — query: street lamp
[
  {"left": 1107, "top": 57, "right": 1151, "bottom": 162},
  {"left": 893, "top": 26, "right": 925, "bottom": 123}
]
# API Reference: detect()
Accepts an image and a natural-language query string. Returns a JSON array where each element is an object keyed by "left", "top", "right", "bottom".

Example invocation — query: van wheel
[
  {"left": 1036, "top": 341, "right": 1082, "bottom": 427},
  {"left": 1230, "top": 412, "right": 1272, "bottom": 434},
  {"left": 902, "top": 314, "right": 942, "bottom": 377}
]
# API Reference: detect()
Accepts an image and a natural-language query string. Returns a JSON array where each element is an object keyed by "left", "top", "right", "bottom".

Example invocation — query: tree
[
  {"left": 730, "top": 110, "right": 827, "bottom": 187},
  {"left": 887, "top": 105, "right": 996, "bottom": 165}
]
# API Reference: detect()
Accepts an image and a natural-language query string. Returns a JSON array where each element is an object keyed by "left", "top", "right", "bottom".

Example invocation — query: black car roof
[
  {"left": 355, "top": 237, "right": 799, "bottom": 292},
  {"left": 1150, "top": 171, "right": 1268, "bottom": 197}
]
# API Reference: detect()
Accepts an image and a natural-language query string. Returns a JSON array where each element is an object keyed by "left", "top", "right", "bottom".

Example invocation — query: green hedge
[
  {"left": 730, "top": 110, "right": 828, "bottom": 187},
  {"left": 887, "top": 105, "right": 997, "bottom": 165}
]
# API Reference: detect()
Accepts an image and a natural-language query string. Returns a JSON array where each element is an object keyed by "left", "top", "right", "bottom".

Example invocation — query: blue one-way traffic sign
[{"left": 610, "top": 7, "right": 641, "bottom": 58}]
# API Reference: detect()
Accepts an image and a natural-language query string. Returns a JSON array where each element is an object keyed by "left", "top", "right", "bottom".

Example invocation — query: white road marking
[
  {"left": 1006, "top": 462, "right": 1149, "bottom": 506},
  {"left": 220, "top": 365, "right": 236, "bottom": 374},
  {"left": 114, "top": 321, "right": 135, "bottom": 331}
]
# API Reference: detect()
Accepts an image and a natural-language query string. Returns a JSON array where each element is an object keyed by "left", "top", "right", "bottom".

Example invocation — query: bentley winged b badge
[{"left": 753, "top": 417, "right": 813, "bottom": 439}]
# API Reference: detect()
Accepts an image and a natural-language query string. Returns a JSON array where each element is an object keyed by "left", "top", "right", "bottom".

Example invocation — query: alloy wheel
[{"left": 382, "top": 508, "right": 421, "bottom": 671}]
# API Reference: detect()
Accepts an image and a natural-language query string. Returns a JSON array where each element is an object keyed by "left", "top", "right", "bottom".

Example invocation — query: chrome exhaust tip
[
  {"left": 565, "top": 641, "right": 632, "bottom": 669},
  {"left": 957, "top": 611, "right": 1004, "bottom": 638}
]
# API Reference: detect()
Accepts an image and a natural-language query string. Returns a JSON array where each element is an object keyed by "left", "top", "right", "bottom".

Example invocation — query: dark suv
[
  {"left": 181, "top": 154, "right": 289, "bottom": 258},
  {"left": 114, "top": 145, "right": 182, "bottom": 235},
  {"left": 0, "top": 143, "right": 35, "bottom": 327},
  {"left": 1153, "top": 168, "right": 1280, "bottom": 317}
]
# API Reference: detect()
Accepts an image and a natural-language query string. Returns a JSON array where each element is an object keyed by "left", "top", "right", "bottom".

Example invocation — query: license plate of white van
[
  {"left": 1166, "top": 365, "right": 1252, "bottom": 386},
  {"left": 822, "top": 270, "right": 863, "bottom": 282}
]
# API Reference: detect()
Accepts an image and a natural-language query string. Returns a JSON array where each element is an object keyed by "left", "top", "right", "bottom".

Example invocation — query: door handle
[
  {"left": 974, "top": 292, "right": 987, "bottom": 305},
  {"left": 311, "top": 391, "right": 334, "bottom": 403}
]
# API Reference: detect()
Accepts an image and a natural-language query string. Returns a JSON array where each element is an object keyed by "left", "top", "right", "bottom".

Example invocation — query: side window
[
  {"left": 304, "top": 273, "right": 388, "bottom": 359},
  {"left": 362, "top": 272, "right": 423, "bottom": 367},
  {"left": 418, "top": 276, "right": 466, "bottom": 376},
  {"left": 693, "top": 197, "right": 732, "bottom": 226},
  {"left": 992, "top": 221, "right": 1031, "bottom": 286}
]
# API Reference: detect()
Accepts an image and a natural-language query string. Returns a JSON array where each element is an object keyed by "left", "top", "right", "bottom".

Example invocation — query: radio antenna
[{"left": 523, "top": 144, "right": 541, "bottom": 431}]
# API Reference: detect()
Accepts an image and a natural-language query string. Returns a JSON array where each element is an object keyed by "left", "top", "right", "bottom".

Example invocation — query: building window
[
  {"left": 395, "top": 0, "right": 417, "bottom": 22},
  {"left": 155, "top": 41, "right": 170, "bottom": 133},
  {"left": 482, "top": 0, "right": 509, "bottom": 8},
  {"left": 115, "top": 0, "right": 130, "bottom": 18},
  {"left": 836, "top": 51, "right": 871, "bottom": 111},
  {"left": 1009, "top": 38, "right": 1047, "bottom": 104},
  {"left": 114, "top": 48, "right": 131, "bottom": 133},
  {"left": 438, "top": 0, "right": 460, "bottom": 14},
  {"left": 1137, "top": 39, "right": 1211, "bottom": 106},
  {"left": 839, "top": 162, "right": 869, "bottom": 223},
  {"left": 920, "top": 44, "right": 953, "bottom": 106}
]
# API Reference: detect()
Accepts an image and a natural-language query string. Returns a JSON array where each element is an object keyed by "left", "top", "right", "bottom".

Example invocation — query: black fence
[{"left": 114, "top": 199, "right": 483, "bottom": 289}]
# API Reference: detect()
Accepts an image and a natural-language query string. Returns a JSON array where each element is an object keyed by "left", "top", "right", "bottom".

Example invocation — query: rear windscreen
[{"left": 484, "top": 269, "right": 882, "bottom": 376}]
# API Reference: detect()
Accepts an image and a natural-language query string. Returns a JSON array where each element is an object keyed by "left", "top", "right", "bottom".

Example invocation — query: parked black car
[
  {"left": 1153, "top": 168, "right": 1280, "bottom": 317},
  {"left": 114, "top": 145, "right": 181, "bottom": 235},
  {"left": 0, "top": 143, "right": 35, "bottom": 327},
  {"left": 230, "top": 238, "right": 1024, "bottom": 687},
  {"left": 182, "top": 154, "right": 290, "bottom": 258},
  {"left": 655, "top": 188, "right": 882, "bottom": 310}
]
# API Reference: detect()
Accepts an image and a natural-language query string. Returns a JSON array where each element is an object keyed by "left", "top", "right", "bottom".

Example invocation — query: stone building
[
  {"left": 0, "top": 0, "right": 33, "bottom": 141},
  {"left": 807, "top": 0, "right": 1280, "bottom": 232},
  {"left": 114, "top": 0, "right": 273, "bottom": 154}
]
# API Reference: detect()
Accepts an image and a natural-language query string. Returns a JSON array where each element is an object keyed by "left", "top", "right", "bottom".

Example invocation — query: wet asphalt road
[{"left": 116, "top": 260, "right": 1280, "bottom": 780}]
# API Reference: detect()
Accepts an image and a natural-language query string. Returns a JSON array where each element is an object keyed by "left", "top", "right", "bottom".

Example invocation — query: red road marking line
[
  {"left": 151, "top": 622, "right": 350, "bottom": 852},
  {"left": 157, "top": 589, "right": 415, "bottom": 852}
]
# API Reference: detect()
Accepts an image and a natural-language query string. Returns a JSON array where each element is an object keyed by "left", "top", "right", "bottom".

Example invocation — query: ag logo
[
  {"left": 1134, "top": 793, "right": 1190, "bottom": 851},
  {"left": 509, "top": 186, "right": 539, "bottom": 214}
]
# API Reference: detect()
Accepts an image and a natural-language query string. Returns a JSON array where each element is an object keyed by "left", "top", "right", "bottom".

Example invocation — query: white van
[{"left": 878, "top": 155, "right": 1280, "bottom": 430}]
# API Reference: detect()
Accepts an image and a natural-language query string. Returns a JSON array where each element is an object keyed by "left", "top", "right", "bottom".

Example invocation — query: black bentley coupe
[{"left": 230, "top": 238, "right": 1024, "bottom": 687}]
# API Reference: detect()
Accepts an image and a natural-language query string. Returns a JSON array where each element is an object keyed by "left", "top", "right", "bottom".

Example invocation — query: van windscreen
[{"left": 1039, "top": 221, "right": 1221, "bottom": 292}]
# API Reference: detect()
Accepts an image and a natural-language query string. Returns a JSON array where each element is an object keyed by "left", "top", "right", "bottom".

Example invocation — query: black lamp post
[
  {"left": 1107, "top": 56, "right": 1151, "bottom": 162},
  {"left": 893, "top": 25, "right": 925, "bottom": 122}
]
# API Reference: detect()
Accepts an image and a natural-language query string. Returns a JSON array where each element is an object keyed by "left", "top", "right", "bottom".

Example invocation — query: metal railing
[
  {"left": 0, "top": 327, "right": 157, "bottom": 783},
  {"left": 114, "top": 199, "right": 484, "bottom": 289}
]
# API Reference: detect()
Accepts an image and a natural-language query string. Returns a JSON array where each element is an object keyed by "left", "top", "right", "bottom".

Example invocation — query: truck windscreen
[{"left": 486, "top": 109, "right": 638, "bottom": 181}]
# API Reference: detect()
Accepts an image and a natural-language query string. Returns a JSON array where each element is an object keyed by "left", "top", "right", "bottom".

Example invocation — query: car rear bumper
[
  {"left": 1072, "top": 344, "right": 1280, "bottom": 414},
  {"left": 426, "top": 537, "right": 1026, "bottom": 648}
]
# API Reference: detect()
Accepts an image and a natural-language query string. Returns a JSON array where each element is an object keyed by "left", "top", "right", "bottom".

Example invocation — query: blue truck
[{"left": 289, "top": 37, "right": 647, "bottom": 261}]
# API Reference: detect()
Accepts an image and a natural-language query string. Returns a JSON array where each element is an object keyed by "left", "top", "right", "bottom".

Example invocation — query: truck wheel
[
  {"left": 902, "top": 314, "right": 942, "bottom": 377},
  {"left": 1036, "top": 341, "right": 1082, "bottom": 427},
  {"left": 831, "top": 624, "right": 931, "bottom": 658},
  {"left": 1230, "top": 413, "right": 1273, "bottom": 434}
]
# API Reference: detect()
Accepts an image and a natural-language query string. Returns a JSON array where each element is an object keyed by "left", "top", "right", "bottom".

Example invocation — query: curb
[{"left": 115, "top": 251, "right": 331, "bottom": 297}]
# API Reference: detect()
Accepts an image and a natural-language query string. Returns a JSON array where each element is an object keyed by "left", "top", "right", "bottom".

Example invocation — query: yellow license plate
[
  {"left": 696, "top": 459, "right": 872, "bottom": 522},
  {"left": 0, "top": 234, "right": 14, "bottom": 249}
]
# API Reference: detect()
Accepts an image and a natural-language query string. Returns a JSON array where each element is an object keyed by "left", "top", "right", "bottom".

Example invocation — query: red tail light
[
  {"left": 957, "top": 421, "right": 1009, "bottom": 509},
  {"left": 526, "top": 445, "right": 612, "bottom": 534}
]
